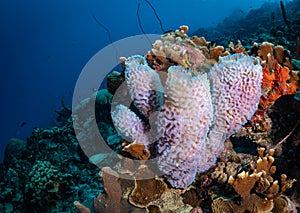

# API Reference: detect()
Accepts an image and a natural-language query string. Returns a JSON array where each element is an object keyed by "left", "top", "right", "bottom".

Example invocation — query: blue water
[{"left": 0, "top": 0, "right": 279, "bottom": 162}]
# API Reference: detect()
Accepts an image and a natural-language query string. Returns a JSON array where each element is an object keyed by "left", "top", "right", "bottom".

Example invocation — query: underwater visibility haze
[
  {"left": 0, "top": 0, "right": 271, "bottom": 162},
  {"left": 0, "top": 0, "right": 300, "bottom": 212}
]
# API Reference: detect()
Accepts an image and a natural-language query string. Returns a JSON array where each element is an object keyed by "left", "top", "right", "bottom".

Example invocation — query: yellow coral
[
  {"left": 179, "top": 25, "right": 189, "bottom": 34},
  {"left": 212, "top": 148, "right": 296, "bottom": 212},
  {"left": 258, "top": 42, "right": 274, "bottom": 60}
]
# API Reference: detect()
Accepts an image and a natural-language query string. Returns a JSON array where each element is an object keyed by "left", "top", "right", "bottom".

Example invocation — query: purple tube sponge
[
  {"left": 209, "top": 54, "right": 262, "bottom": 136},
  {"left": 111, "top": 53, "right": 262, "bottom": 189},
  {"left": 156, "top": 66, "right": 213, "bottom": 188},
  {"left": 199, "top": 54, "right": 263, "bottom": 172},
  {"left": 111, "top": 104, "right": 149, "bottom": 145},
  {"left": 125, "top": 55, "right": 164, "bottom": 117}
]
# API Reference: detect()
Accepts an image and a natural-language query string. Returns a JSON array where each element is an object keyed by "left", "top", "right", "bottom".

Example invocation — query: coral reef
[
  {"left": 259, "top": 47, "right": 299, "bottom": 108},
  {"left": 98, "top": 167, "right": 122, "bottom": 212},
  {"left": 105, "top": 24, "right": 299, "bottom": 211},
  {"left": 145, "top": 25, "right": 209, "bottom": 72},
  {"left": 74, "top": 165, "right": 193, "bottom": 213},
  {"left": 0, "top": 99, "right": 108, "bottom": 212},
  {"left": 211, "top": 148, "right": 296, "bottom": 213},
  {"left": 24, "top": 160, "right": 73, "bottom": 207},
  {"left": 2, "top": 1, "right": 300, "bottom": 210},
  {"left": 129, "top": 166, "right": 166, "bottom": 207},
  {"left": 232, "top": 41, "right": 299, "bottom": 150},
  {"left": 235, "top": 108, "right": 273, "bottom": 144},
  {"left": 107, "top": 71, "right": 124, "bottom": 95},
  {"left": 112, "top": 51, "right": 262, "bottom": 188},
  {"left": 74, "top": 146, "right": 297, "bottom": 213}
]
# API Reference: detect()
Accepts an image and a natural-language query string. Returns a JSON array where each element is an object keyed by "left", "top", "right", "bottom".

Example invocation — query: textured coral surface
[
  {"left": 2, "top": 7, "right": 300, "bottom": 210},
  {"left": 112, "top": 49, "right": 263, "bottom": 188}
]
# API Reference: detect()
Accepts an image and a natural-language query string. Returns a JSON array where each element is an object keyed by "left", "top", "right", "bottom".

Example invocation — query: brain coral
[{"left": 111, "top": 53, "right": 262, "bottom": 188}]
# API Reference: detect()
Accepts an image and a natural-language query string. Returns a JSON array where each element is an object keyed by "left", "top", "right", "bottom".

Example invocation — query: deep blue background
[{"left": 0, "top": 0, "right": 274, "bottom": 161}]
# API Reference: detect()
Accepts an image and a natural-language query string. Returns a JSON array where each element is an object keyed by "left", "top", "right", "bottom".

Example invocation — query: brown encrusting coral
[
  {"left": 75, "top": 165, "right": 195, "bottom": 212},
  {"left": 100, "top": 167, "right": 122, "bottom": 212},
  {"left": 74, "top": 146, "right": 298, "bottom": 213},
  {"left": 212, "top": 194, "right": 274, "bottom": 213},
  {"left": 209, "top": 45, "right": 229, "bottom": 62},
  {"left": 73, "top": 25, "right": 300, "bottom": 213},
  {"left": 129, "top": 166, "right": 166, "bottom": 207},
  {"left": 1, "top": 2, "right": 300, "bottom": 211},
  {"left": 57, "top": 26, "right": 299, "bottom": 213},
  {"left": 211, "top": 148, "right": 296, "bottom": 213}
]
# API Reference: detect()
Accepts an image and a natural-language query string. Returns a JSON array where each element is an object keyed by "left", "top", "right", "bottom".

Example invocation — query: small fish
[
  {"left": 20, "top": 122, "right": 27, "bottom": 127},
  {"left": 209, "top": 41, "right": 216, "bottom": 48}
]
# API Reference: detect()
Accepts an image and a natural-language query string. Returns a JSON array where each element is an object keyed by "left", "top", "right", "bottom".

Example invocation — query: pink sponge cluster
[
  {"left": 125, "top": 55, "right": 164, "bottom": 117},
  {"left": 209, "top": 54, "right": 262, "bottom": 136},
  {"left": 197, "top": 54, "right": 263, "bottom": 173},
  {"left": 111, "top": 54, "right": 262, "bottom": 188},
  {"left": 156, "top": 66, "right": 213, "bottom": 188},
  {"left": 111, "top": 104, "right": 149, "bottom": 145}
]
